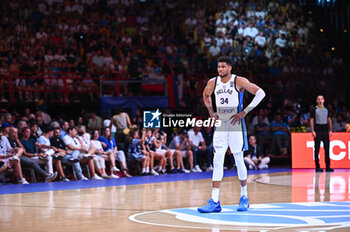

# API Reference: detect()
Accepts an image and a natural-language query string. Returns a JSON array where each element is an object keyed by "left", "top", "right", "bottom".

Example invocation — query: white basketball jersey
[{"left": 213, "top": 74, "right": 242, "bottom": 120}]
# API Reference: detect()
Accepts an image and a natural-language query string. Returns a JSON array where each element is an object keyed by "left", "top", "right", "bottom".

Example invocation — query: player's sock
[
  {"left": 241, "top": 185, "right": 247, "bottom": 197},
  {"left": 142, "top": 168, "right": 146, "bottom": 173},
  {"left": 212, "top": 188, "right": 220, "bottom": 203},
  {"left": 146, "top": 167, "right": 149, "bottom": 173}
]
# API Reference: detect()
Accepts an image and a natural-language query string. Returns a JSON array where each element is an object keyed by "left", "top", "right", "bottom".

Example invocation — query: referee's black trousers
[{"left": 314, "top": 131, "right": 330, "bottom": 169}]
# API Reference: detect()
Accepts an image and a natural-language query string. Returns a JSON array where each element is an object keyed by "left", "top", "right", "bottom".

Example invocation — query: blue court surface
[
  {"left": 137, "top": 201, "right": 350, "bottom": 229},
  {"left": 0, "top": 168, "right": 290, "bottom": 195}
]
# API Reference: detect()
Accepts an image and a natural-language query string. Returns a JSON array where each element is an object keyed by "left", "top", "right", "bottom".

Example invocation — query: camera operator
[{"left": 287, "top": 103, "right": 309, "bottom": 132}]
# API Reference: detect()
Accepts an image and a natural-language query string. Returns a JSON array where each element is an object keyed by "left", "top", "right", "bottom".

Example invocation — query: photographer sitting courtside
[
  {"left": 287, "top": 103, "right": 309, "bottom": 132},
  {"left": 310, "top": 95, "right": 334, "bottom": 172}
]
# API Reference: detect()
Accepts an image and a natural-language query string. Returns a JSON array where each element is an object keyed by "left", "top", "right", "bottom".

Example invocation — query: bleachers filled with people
[{"left": 0, "top": 0, "right": 347, "bottom": 106}]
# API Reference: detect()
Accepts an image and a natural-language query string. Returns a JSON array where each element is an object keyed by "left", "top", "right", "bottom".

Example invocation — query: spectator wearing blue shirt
[
  {"left": 98, "top": 127, "right": 131, "bottom": 177},
  {"left": 19, "top": 127, "right": 57, "bottom": 182},
  {"left": 270, "top": 114, "right": 290, "bottom": 155},
  {"left": 60, "top": 121, "right": 69, "bottom": 139}
]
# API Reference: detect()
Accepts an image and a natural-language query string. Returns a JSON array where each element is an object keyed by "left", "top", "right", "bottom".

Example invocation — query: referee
[{"left": 310, "top": 95, "right": 334, "bottom": 172}]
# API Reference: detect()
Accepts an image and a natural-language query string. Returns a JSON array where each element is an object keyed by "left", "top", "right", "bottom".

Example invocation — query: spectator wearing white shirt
[
  {"left": 275, "top": 34, "right": 286, "bottom": 48},
  {"left": 64, "top": 2, "right": 74, "bottom": 13},
  {"left": 268, "top": 1, "right": 279, "bottom": 11},
  {"left": 72, "top": 2, "right": 84, "bottom": 14},
  {"left": 229, "top": 0, "right": 239, "bottom": 9},
  {"left": 121, "top": 34, "right": 132, "bottom": 44},
  {"left": 54, "top": 48, "right": 67, "bottom": 62},
  {"left": 92, "top": 49, "right": 105, "bottom": 72},
  {"left": 224, "top": 34, "right": 233, "bottom": 46},
  {"left": 265, "top": 48, "right": 273, "bottom": 60},
  {"left": 243, "top": 23, "right": 259, "bottom": 38},
  {"left": 214, "top": 35, "right": 224, "bottom": 47},
  {"left": 117, "top": 15, "right": 126, "bottom": 23},
  {"left": 208, "top": 41, "right": 221, "bottom": 57},
  {"left": 216, "top": 23, "right": 227, "bottom": 35},
  {"left": 188, "top": 126, "right": 211, "bottom": 172},
  {"left": 246, "top": 6, "right": 255, "bottom": 18},
  {"left": 297, "top": 24, "right": 309, "bottom": 39},
  {"left": 286, "top": 17, "right": 295, "bottom": 30},
  {"left": 255, "top": 5, "right": 266, "bottom": 19},
  {"left": 203, "top": 33, "right": 212, "bottom": 49},
  {"left": 107, "top": 0, "right": 118, "bottom": 6},
  {"left": 278, "top": 25, "right": 288, "bottom": 36},
  {"left": 37, "top": 126, "right": 69, "bottom": 181},
  {"left": 63, "top": 127, "right": 101, "bottom": 180},
  {"left": 216, "top": 15, "right": 227, "bottom": 26},
  {"left": 185, "top": 16, "right": 197, "bottom": 31},
  {"left": 255, "top": 31, "right": 266, "bottom": 47},
  {"left": 237, "top": 23, "right": 245, "bottom": 35},
  {"left": 0, "top": 126, "right": 28, "bottom": 184},
  {"left": 151, "top": 32, "right": 162, "bottom": 42},
  {"left": 103, "top": 51, "right": 114, "bottom": 71},
  {"left": 224, "top": 6, "right": 237, "bottom": 21},
  {"left": 36, "top": 27, "right": 48, "bottom": 40}
]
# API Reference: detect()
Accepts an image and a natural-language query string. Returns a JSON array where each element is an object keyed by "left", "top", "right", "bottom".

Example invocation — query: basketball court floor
[{"left": 1, "top": 168, "right": 349, "bottom": 232}]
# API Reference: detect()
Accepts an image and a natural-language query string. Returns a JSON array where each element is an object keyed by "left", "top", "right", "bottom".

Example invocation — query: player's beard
[{"left": 219, "top": 71, "right": 228, "bottom": 78}]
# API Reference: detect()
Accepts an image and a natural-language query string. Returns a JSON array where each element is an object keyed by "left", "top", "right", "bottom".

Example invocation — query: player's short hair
[
  {"left": 217, "top": 56, "right": 233, "bottom": 66},
  {"left": 316, "top": 94, "right": 324, "bottom": 99}
]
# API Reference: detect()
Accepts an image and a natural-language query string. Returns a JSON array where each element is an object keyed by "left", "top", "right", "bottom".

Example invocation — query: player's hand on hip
[
  {"left": 210, "top": 112, "right": 219, "bottom": 120},
  {"left": 230, "top": 111, "right": 246, "bottom": 125}
]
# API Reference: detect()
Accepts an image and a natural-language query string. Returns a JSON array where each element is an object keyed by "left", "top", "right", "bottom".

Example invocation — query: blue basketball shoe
[
  {"left": 237, "top": 195, "right": 249, "bottom": 211},
  {"left": 197, "top": 198, "right": 222, "bottom": 213}
]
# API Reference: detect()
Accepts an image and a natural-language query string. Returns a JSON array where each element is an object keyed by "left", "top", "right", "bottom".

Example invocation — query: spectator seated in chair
[
  {"left": 0, "top": 125, "right": 28, "bottom": 184},
  {"left": 244, "top": 135, "right": 270, "bottom": 170}
]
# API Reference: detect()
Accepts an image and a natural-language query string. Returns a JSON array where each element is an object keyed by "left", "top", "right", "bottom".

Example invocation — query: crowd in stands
[
  {"left": 0, "top": 107, "right": 216, "bottom": 184},
  {"left": 0, "top": 0, "right": 347, "bottom": 107},
  {"left": 1, "top": 98, "right": 349, "bottom": 184}
]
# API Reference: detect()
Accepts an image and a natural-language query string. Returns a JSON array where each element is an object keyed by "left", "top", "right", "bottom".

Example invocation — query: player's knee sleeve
[
  {"left": 233, "top": 151, "right": 247, "bottom": 180},
  {"left": 212, "top": 152, "right": 225, "bottom": 181}
]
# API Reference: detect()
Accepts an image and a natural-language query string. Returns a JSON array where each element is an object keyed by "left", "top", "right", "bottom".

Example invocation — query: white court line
[{"left": 129, "top": 202, "right": 350, "bottom": 231}]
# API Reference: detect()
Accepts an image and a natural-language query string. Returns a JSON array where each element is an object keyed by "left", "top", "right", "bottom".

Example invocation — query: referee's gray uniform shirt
[{"left": 310, "top": 107, "right": 329, "bottom": 132}]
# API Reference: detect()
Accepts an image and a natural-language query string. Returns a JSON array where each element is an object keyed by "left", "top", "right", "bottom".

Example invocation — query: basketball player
[{"left": 198, "top": 56, "right": 265, "bottom": 213}]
